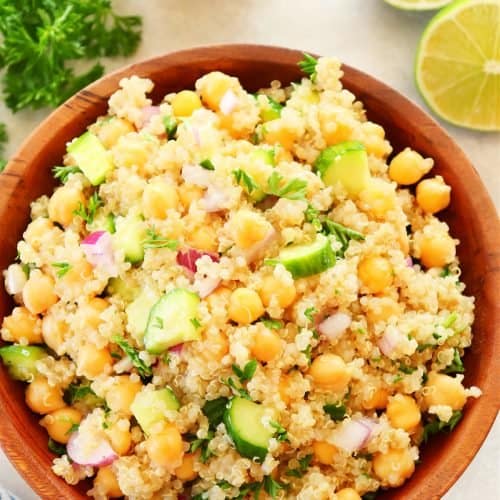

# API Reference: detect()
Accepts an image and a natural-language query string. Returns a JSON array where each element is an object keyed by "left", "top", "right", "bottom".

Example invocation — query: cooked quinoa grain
[{"left": 0, "top": 55, "right": 480, "bottom": 499}]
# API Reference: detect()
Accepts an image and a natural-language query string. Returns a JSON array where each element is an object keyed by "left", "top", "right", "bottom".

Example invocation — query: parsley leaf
[
  {"left": 52, "top": 165, "right": 82, "bottom": 183},
  {"left": 162, "top": 115, "right": 177, "bottom": 139},
  {"left": 189, "top": 430, "right": 215, "bottom": 463},
  {"left": 112, "top": 335, "right": 152, "bottom": 379},
  {"left": 73, "top": 192, "right": 102, "bottom": 224},
  {"left": 262, "top": 318, "right": 284, "bottom": 330},
  {"left": 442, "top": 348, "right": 464, "bottom": 375},
  {"left": 142, "top": 227, "right": 179, "bottom": 250},
  {"left": 51, "top": 262, "right": 72, "bottom": 278},
  {"left": 286, "top": 454, "right": 312, "bottom": 477},
  {"left": 223, "top": 377, "right": 251, "bottom": 400},
  {"left": 302, "top": 344, "right": 312, "bottom": 364},
  {"left": 422, "top": 411, "right": 463, "bottom": 443},
  {"left": 48, "top": 438, "right": 66, "bottom": 456},
  {"left": 266, "top": 171, "right": 307, "bottom": 200},
  {"left": 202, "top": 397, "right": 229, "bottom": 429},
  {"left": 63, "top": 383, "right": 106, "bottom": 408},
  {"left": 270, "top": 420, "right": 289, "bottom": 442},
  {"left": 323, "top": 219, "right": 365, "bottom": 258},
  {"left": 232, "top": 360, "right": 258, "bottom": 383},
  {"left": 440, "top": 265, "right": 451, "bottom": 278},
  {"left": 190, "top": 317, "right": 202, "bottom": 329},
  {"left": 398, "top": 363, "right": 417, "bottom": 374},
  {"left": 323, "top": 402, "right": 347, "bottom": 421},
  {"left": 443, "top": 311, "right": 458, "bottom": 329},
  {"left": 263, "top": 476, "right": 286, "bottom": 499},
  {"left": 233, "top": 168, "right": 260, "bottom": 194},
  {"left": 298, "top": 53, "right": 318, "bottom": 80},
  {"left": 304, "top": 307, "right": 317, "bottom": 323},
  {"left": 200, "top": 158, "right": 215, "bottom": 170}
]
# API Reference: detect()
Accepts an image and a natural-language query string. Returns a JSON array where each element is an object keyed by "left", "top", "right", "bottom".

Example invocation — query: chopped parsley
[
  {"left": 443, "top": 311, "right": 458, "bottom": 329},
  {"left": 232, "top": 359, "right": 257, "bottom": 383},
  {"left": 232, "top": 168, "right": 260, "bottom": 194},
  {"left": 286, "top": 454, "right": 313, "bottom": 478},
  {"left": 323, "top": 219, "right": 365, "bottom": 258},
  {"left": 200, "top": 158, "right": 215, "bottom": 170},
  {"left": 64, "top": 382, "right": 106, "bottom": 408},
  {"left": 202, "top": 397, "right": 229, "bottom": 429},
  {"left": 162, "top": 115, "right": 177, "bottom": 139},
  {"left": 48, "top": 438, "right": 66, "bottom": 456},
  {"left": 52, "top": 165, "right": 82, "bottom": 183},
  {"left": 422, "top": 411, "right": 463, "bottom": 443},
  {"left": 142, "top": 227, "right": 179, "bottom": 250},
  {"left": 298, "top": 53, "right": 318, "bottom": 80},
  {"left": 398, "top": 363, "right": 417, "bottom": 374},
  {"left": 112, "top": 335, "right": 152, "bottom": 379},
  {"left": 223, "top": 377, "right": 251, "bottom": 400},
  {"left": 266, "top": 171, "right": 307, "bottom": 200},
  {"left": 442, "top": 348, "right": 464, "bottom": 375},
  {"left": 189, "top": 430, "right": 215, "bottom": 463},
  {"left": 261, "top": 318, "right": 284, "bottom": 330},
  {"left": 270, "top": 420, "right": 289, "bottom": 442},
  {"left": 323, "top": 402, "right": 347, "bottom": 421},
  {"left": 440, "top": 265, "right": 451, "bottom": 278},
  {"left": 190, "top": 317, "right": 202, "bottom": 328},
  {"left": 21, "top": 262, "right": 37, "bottom": 278},
  {"left": 302, "top": 344, "right": 312, "bottom": 364},
  {"left": 73, "top": 192, "right": 102, "bottom": 224},
  {"left": 304, "top": 306, "right": 317, "bottom": 323},
  {"left": 51, "top": 261, "right": 72, "bottom": 278}
]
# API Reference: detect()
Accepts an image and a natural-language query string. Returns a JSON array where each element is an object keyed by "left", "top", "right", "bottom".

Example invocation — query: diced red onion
[
  {"left": 67, "top": 431, "right": 118, "bottom": 467},
  {"left": 193, "top": 274, "right": 221, "bottom": 298},
  {"left": 318, "top": 312, "right": 352, "bottom": 341},
  {"left": 219, "top": 89, "right": 238, "bottom": 115},
  {"left": 169, "top": 344, "right": 184, "bottom": 355},
  {"left": 176, "top": 249, "right": 219, "bottom": 274},
  {"left": 202, "top": 186, "right": 231, "bottom": 212},
  {"left": 378, "top": 326, "right": 402, "bottom": 357},
  {"left": 405, "top": 257, "right": 413, "bottom": 267},
  {"left": 81, "top": 231, "right": 118, "bottom": 278},
  {"left": 331, "top": 418, "right": 376, "bottom": 453},
  {"left": 140, "top": 105, "right": 161, "bottom": 127},
  {"left": 181, "top": 164, "right": 213, "bottom": 187},
  {"left": 242, "top": 227, "right": 278, "bottom": 263}
]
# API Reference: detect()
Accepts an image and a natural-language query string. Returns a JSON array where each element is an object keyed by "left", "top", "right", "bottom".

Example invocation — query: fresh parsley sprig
[
  {"left": 266, "top": 171, "right": 308, "bottom": 200},
  {"left": 52, "top": 165, "right": 82, "bottom": 183},
  {"left": 51, "top": 262, "right": 72, "bottom": 278},
  {"left": 422, "top": 411, "right": 462, "bottom": 443},
  {"left": 232, "top": 359, "right": 257, "bottom": 382},
  {"left": 286, "top": 454, "right": 312, "bottom": 478},
  {"left": 442, "top": 348, "right": 464, "bottom": 375},
  {"left": 73, "top": 192, "right": 102, "bottom": 224},
  {"left": 142, "top": 227, "right": 179, "bottom": 250},
  {"left": 298, "top": 53, "right": 318, "bottom": 80},
  {"left": 112, "top": 335, "right": 152, "bottom": 379},
  {"left": 270, "top": 420, "right": 289, "bottom": 442}
]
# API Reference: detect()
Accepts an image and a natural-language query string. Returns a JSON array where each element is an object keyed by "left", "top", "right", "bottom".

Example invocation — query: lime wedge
[
  {"left": 384, "top": 0, "right": 452, "bottom": 10},
  {"left": 415, "top": 0, "right": 500, "bottom": 131}
]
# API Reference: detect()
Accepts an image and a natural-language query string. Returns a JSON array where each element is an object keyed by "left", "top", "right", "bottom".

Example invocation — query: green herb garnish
[
  {"left": 233, "top": 169, "right": 260, "bottom": 194},
  {"left": 286, "top": 454, "right": 313, "bottom": 478},
  {"left": 73, "top": 192, "right": 102, "bottom": 224},
  {"left": 202, "top": 397, "right": 229, "bottom": 429},
  {"left": 162, "top": 115, "right": 177, "bottom": 139},
  {"left": 48, "top": 438, "right": 66, "bottom": 456},
  {"left": 142, "top": 227, "right": 179, "bottom": 250},
  {"left": 190, "top": 317, "right": 202, "bottom": 328},
  {"left": 270, "top": 420, "right": 289, "bottom": 442},
  {"left": 189, "top": 430, "right": 215, "bottom": 463},
  {"left": 398, "top": 363, "right": 417, "bottom": 374},
  {"left": 266, "top": 171, "right": 308, "bottom": 200},
  {"left": 52, "top": 165, "right": 82, "bottom": 183},
  {"left": 323, "top": 402, "right": 347, "bottom": 421},
  {"left": 304, "top": 307, "right": 317, "bottom": 323},
  {"left": 200, "top": 158, "right": 215, "bottom": 170},
  {"left": 298, "top": 53, "right": 318, "bottom": 80},
  {"left": 442, "top": 348, "right": 464, "bottom": 374},
  {"left": 232, "top": 359, "right": 257, "bottom": 383},
  {"left": 323, "top": 219, "right": 365, "bottom": 258},
  {"left": 112, "top": 335, "right": 152, "bottom": 379},
  {"left": 422, "top": 411, "right": 463, "bottom": 443},
  {"left": 51, "top": 262, "right": 72, "bottom": 278},
  {"left": 262, "top": 318, "right": 284, "bottom": 330}
]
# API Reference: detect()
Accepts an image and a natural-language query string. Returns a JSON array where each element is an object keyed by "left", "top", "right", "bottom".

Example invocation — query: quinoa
[{"left": 0, "top": 56, "right": 479, "bottom": 499}]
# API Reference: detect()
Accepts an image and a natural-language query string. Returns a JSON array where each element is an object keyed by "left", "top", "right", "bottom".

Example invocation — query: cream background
[{"left": 0, "top": 1, "right": 498, "bottom": 498}]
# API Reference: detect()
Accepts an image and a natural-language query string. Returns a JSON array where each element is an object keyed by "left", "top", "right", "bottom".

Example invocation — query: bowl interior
[{"left": 0, "top": 45, "right": 498, "bottom": 500}]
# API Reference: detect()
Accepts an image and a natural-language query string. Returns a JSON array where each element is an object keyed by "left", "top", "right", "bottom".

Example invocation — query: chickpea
[
  {"left": 60, "top": 260, "right": 94, "bottom": 299},
  {"left": 142, "top": 180, "right": 179, "bottom": 219},
  {"left": 201, "top": 331, "right": 229, "bottom": 363},
  {"left": 263, "top": 119, "right": 296, "bottom": 150},
  {"left": 25, "top": 377, "right": 65, "bottom": 414},
  {"left": 423, "top": 372, "right": 466, "bottom": 410},
  {"left": 228, "top": 288, "right": 264, "bottom": 325},
  {"left": 416, "top": 176, "right": 451, "bottom": 214},
  {"left": 365, "top": 297, "right": 401, "bottom": 324},
  {"left": 318, "top": 107, "right": 353, "bottom": 145},
  {"left": 230, "top": 210, "right": 273, "bottom": 250},
  {"left": 358, "top": 256, "right": 393, "bottom": 294},
  {"left": 94, "top": 465, "right": 122, "bottom": 498},
  {"left": 373, "top": 448, "right": 415, "bottom": 487},
  {"left": 417, "top": 233, "right": 455, "bottom": 269},
  {"left": 362, "top": 387, "right": 389, "bottom": 410},
  {"left": 105, "top": 376, "right": 142, "bottom": 414},
  {"left": 77, "top": 344, "right": 113, "bottom": 380},
  {"left": 258, "top": 276, "right": 296, "bottom": 309},
  {"left": 362, "top": 122, "right": 391, "bottom": 158},
  {"left": 309, "top": 353, "right": 351, "bottom": 392},
  {"left": 48, "top": 186, "right": 85, "bottom": 227},
  {"left": 41, "top": 313, "right": 67, "bottom": 353},
  {"left": 145, "top": 423, "right": 184, "bottom": 468},
  {"left": 23, "top": 218, "right": 55, "bottom": 248},
  {"left": 251, "top": 327, "right": 282, "bottom": 363},
  {"left": 336, "top": 488, "right": 362, "bottom": 500},
  {"left": 22, "top": 271, "right": 58, "bottom": 315},
  {"left": 97, "top": 117, "right": 135, "bottom": 149},
  {"left": 171, "top": 90, "right": 202, "bottom": 117},
  {"left": 359, "top": 178, "right": 396, "bottom": 218},
  {"left": 386, "top": 394, "right": 421, "bottom": 432},
  {"left": 1, "top": 307, "right": 42, "bottom": 344},
  {"left": 178, "top": 184, "right": 204, "bottom": 209},
  {"left": 389, "top": 148, "right": 433, "bottom": 185},
  {"left": 188, "top": 225, "right": 219, "bottom": 253},
  {"left": 313, "top": 440, "right": 337, "bottom": 465},
  {"left": 79, "top": 297, "right": 108, "bottom": 330},
  {"left": 197, "top": 71, "right": 236, "bottom": 111},
  {"left": 174, "top": 452, "right": 198, "bottom": 481},
  {"left": 105, "top": 423, "right": 132, "bottom": 455},
  {"left": 40, "top": 407, "right": 82, "bottom": 444}
]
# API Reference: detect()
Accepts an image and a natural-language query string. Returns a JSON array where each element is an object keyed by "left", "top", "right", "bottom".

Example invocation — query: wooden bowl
[{"left": 0, "top": 45, "right": 498, "bottom": 500}]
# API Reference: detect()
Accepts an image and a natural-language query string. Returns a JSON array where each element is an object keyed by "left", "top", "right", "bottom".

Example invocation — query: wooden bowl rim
[{"left": 0, "top": 44, "right": 499, "bottom": 500}]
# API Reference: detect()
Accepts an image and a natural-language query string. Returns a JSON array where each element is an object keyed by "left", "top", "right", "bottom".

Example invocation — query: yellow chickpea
[
  {"left": 359, "top": 178, "right": 396, "bottom": 218},
  {"left": 362, "top": 122, "right": 392, "bottom": 158},
  {"left": 80, "top": 297, "right": 108, "bottom": 330},
  {"left": 25, "top": 377, "right": 65, "bottom": 414},
  {"left": 423, "top": 372, "right": 466, "bottom": 410},
  {"left": 365, "top": 297, "right": 401, "bottom": 324},
  {"left": 188, "top": 225, "right": 219, "bottom": 253},
  {"left": 201, "top": 331, "right": 229, "bottom": 363},
  {"left": 97, "top": 117, "right": 135, "bottom": 149},
  {"left": 258, "top": 276, "right": 297, "bottom": 309},
  {"left": 386, "top": 394, "right": 421, "bottom": 432},
  {"left": 263, "top": 119, "right": 296, "bottom": 150},
  {"left": 40, "top": 407, "right": 82, "bottom": 444},
  {"left": 1, "top": 307, "right": 42, "bottom": 344},
  {"left": 94, "top": 465, "right": 122, "bottom": 498},
  {"left": 358, "top": 256, "right": 393, "bottom": 294},
  {"left": 171, "top": 90, "right": 202, "bottom": 117},
  {"left": 230, "top": 210, "right": 273, "bottom": 250},
  {"left": 197, "top": 71, "right": 236, "bottom": 111},
  {"left": 22, "top": 271, "right": 58, "bottom": 315},
  {"left": 60, "top": 260, "right": 94, "bottom": 298},
  {"left": 417, "top": 233, "right": 456, "bottom": 269},
  {"left": 313, "top": 441, "right": 337, "bottom": 465},
  {"left": 416, "top": 176, "right": 451, "bottom": 214},
  {"left": 77, "top": 344, "right": 113, "bottom": 380},
  {"left": 105, "top": 423, "right": 132, "bottom": 455},
  {"left": 318, "top": 107, "right": 353, "bottom": 145},
  {"left": 178, "top": 184, "right": 204, "bottom": 209},
  {"left": 362, "top": 387, "right": 389, "bottom": 410},
  {"left": 42, "top": 313, "right": 67, "bottom": 353},
  {"left": 389, "top": 148, "right": 433, "bottom": 185},
  {"left": 145, "top": 423, "right": 184, "bottom": 468},
  {"left": 48, "top": 186, "right": 86, "bottom": 227},
  {"left": 174, "top": 452, "right": 198, "bottom": 481},
  {"left": 142, "top": 180, "right": 179, "bottom": 219},
  {"left": 23, "top": 218, "right": 55, "bottom": 248},
  {"left": 251, "top": 327, "right": 282, "bottom": 363},
  {"left": 106, "top": 376, "right": 143, "bottom": 414},
  {"left": 373, "top": 448, "right": 415, "bottom": 487},
  {"left": 309, "top": 353, "right": 351, "bottom": 392},
  {"left": 228, "top": 288, "right": 265, "bottom": 325},
  {"left": 336, "top": 488, "right": 362, "bottom": 500}
]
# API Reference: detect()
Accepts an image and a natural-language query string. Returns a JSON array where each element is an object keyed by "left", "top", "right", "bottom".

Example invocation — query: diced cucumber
[
  {"left": 0, "top": 345, "right": 48, "bottom": 381},
  {"left": 314, "top": 141, "right": 371, "bottom": 196},
  {"left": 113, "top": 215, "right": 147, "bottom": 264},
  {"left": 259, "top": 96, "right": 283, "bottom": 122},
  {"left": 107, "top": 277, "right": 140, "bottom": 303},
  {"left": 88, "top": 212, "right": 116, "bottom": 234},
  {"left": 144, "top": 288, "right": 201, "bottom": 354},
  {"left": 223, "top": 397, "right": 273, "bottom": 461},
  {"left": 126, "top": 288, "right": 159, "bottom": 340},
  {"left": 131, "top": 387, "right": 180, "bottom": 435},
  {"left": 274, "top": 233, "right": 335, "bottom": 279},
  {"left": 67, "top": 132, "right": 114, "bottom": 186},
  {"left": 250, "top": 147, "right": 276, "bottom": 167}
]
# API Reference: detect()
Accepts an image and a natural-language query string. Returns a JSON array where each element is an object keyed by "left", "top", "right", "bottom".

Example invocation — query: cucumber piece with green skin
[
  {"left": 113, "top": 215, "right": 146, "bottom": 264},
  {"left": 258, "top": 96, "right": 283, "bottom": 122},
  {"left": 223, "top": 397, "right": 273, "bottom": 461},
  {"left": 67, "top": 132, "right": 114, "bottom": 186},
  {"left": 275, "top": 233, "right": 335, "bottom": 279},
  {"left": 0, "top": 345, "right": 48, "bottom": 381},
  {"left": 144, "top": 288, "right": 201, "bottom": 354},
  {"left": 314, "top": 141, "right": 370, "bottom": 196},
  {"left": 126, "top": 288, "right": 159, "bottom": 340},
  {"left": 107, "top": 277, "right": 140, "bottom": 303},
  {"left": 250, "top": 148, "right": 275, "bottom": 167},
  {"left": 130, "top": 387, "right": 180, "bottom": 435}
]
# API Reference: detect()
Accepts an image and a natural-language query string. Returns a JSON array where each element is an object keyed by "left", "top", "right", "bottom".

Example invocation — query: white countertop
[{"left": 0, "top": 1, "right": 498, "bottom": 498}]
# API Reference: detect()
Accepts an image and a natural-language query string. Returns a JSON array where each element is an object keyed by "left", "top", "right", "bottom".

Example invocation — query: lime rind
[
  {"left": 415, "top": 0, "right": 500, "bottom": 131},
  {"left": 384, "top": 0, "right": 452, "bottom": 10}
]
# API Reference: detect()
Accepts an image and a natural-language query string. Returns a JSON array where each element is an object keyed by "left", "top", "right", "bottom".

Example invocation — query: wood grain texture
[{"left": 0, "top": 44, "right": 498, "bottom": 500}]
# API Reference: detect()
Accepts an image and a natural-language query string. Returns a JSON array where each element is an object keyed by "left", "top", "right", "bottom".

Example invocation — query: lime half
[
  {"left": 416, "top": 0, "right": 500, "bottom": 131},
  {"left": 384, "top": 0, "right": 452, "bottom": 10}
]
